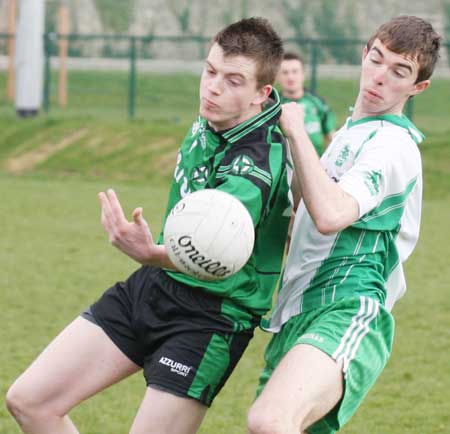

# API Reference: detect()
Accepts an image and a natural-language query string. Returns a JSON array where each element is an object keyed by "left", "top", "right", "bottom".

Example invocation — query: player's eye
[{"left": 393, "top": 70, "right": 406, "bottom": 78}]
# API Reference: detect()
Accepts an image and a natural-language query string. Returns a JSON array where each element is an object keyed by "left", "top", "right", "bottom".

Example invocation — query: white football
[{"left": 163, "top": 189, "right": 255, "bottom": 281}]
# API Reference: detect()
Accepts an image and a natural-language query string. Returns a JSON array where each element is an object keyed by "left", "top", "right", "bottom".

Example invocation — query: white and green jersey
[{"left": 267, "top": 114, "right": 423, "bottom": 331}]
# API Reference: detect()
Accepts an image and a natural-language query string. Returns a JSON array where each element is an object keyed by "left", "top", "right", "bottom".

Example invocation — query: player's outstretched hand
[
  {"left": 280, "top": 102, "right": 305, "bottom": 140},
  {"left": 98, "top": 188, "right": 158, "bottom": 264}
]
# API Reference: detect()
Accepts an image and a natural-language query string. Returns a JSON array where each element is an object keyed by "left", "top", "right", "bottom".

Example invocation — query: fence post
[
  {"left": 310, "top": 41, "right": 319, "bottom": 93},
  {"left": 43, "top": 32, "right": 51, "bottom": 113},
  {"left": 405, "top": 97, "right": 414, "bottom": 121},
  {"left": 128, "top": 36, "right": 137, "bottom": 119}
]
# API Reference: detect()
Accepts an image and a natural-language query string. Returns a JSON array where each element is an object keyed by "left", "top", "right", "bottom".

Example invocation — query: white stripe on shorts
[{"left": 332, "top": 296, "right": 380, "bottom": 374}]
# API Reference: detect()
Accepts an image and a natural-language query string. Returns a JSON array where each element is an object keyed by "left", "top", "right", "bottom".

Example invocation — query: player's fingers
[
  {"left": 106, "top": 188, "right": 127, "bottom": 222},
  {"left": 133, "top": 207, "right": 147, "bottom": 227},
  {"left": 98, "top": 191, "right": 113, "bottom": 221},
  {"left": 98, "top": 192, "right": 115, "bottom": 234}
]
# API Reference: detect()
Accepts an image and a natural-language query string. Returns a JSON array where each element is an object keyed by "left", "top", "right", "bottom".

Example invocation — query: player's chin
[{"left": 200, "top": 107, "right": 223, "bottom": 124}]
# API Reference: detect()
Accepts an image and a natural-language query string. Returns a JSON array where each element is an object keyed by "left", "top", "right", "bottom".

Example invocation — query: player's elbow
[
  {"left": 313, "top": 213, "right": 344, "bottom": 235},
  {"left": 315, "top": 219, "right": 339, "bottom": 235},
  {"left": 312, "top": 197, "right": 359, "bottom": 235}
]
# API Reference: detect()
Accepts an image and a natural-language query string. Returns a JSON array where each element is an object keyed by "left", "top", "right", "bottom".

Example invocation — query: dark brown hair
[
  {"left": 367, "top": 15, "right": 441, "bottom": 82},
  {"left": 283, "top": 51, "right": 305, "bottom": 66},
  {"left": 212, "top": 17, "right": 283, "bottom": 88}
]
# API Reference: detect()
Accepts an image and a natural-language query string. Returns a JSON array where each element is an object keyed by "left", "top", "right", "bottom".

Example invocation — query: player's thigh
[
  {"left": 130, "top": 386, "right": 207, "bottom": 434},
  {"left": 253, "top": 343, "right": 343, "bottom": 430},
  {"left": 8, "top": 316, "right": 140, "bottom": 415},
  {"left": 252, "top": 296, "right": 394, "bottom": 434}
]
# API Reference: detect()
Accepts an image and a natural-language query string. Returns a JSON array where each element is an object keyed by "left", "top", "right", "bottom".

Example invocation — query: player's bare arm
[
  {"left": 99, "top": 188, "right": 176, "bottom": 269},
  {"left": 289, "top": 165, "right": 302, "bottom": 209},
  {"left": 280, "top": 102, "right": 359, "bottom": 234}
]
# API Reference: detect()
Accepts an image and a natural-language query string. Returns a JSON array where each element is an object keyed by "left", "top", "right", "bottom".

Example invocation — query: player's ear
[
  {"left": 362, "top": 45, "right": 369, "bottom": 62},
  {"left": 252, "top": 84, "right": 272, "bottom": 106},
  {"left": 411, "top": 79, "right": 430, "bottom": 96}
]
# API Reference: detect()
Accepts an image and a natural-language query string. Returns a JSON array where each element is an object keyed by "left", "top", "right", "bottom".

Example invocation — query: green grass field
[{"left": 0, "top": 72, "right": 449, "bottom": 433}]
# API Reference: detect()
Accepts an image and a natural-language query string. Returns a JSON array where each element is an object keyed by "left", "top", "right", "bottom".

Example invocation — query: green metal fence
[{"left": 1, "top": 33, "right": 449, "bottom": 119}]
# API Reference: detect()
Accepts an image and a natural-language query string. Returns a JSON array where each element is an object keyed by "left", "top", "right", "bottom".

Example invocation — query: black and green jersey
[
  {"left": 158, "top": 89, "right": 291, "bottom": 330},
  {"left": 281, "top": 91, "right": 336, "bottom": 156}
]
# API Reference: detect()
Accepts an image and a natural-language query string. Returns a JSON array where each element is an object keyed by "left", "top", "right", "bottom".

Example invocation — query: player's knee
[
  {"left": 6, "top": 383, "right": 29, "bottom": 421},
  {"left": 6, "top": 381, "right": 50, "bottom": 423},
  {"left": 247, "top": 403, "right": 289, "bottom": 434}
]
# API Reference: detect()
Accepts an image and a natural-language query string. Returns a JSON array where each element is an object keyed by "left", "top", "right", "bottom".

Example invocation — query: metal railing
[{"left": 2, "top": 33, "right": 449, "bottom": 119}]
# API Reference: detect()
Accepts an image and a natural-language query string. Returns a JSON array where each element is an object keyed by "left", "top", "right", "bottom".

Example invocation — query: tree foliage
[
  {"left": 313, "top": 0, "right": 360, "bottom": 64},
  {"left": 95, "top": 0, "right": 135, "bottom": 33}
]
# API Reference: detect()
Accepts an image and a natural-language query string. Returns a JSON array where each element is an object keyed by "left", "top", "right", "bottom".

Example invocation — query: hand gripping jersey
[
  {"left": 158, "top": 89, "right": 292, "bottom": 330},
  {"left": 267, "top": 114, "right": 423, "bottom": 331},
  {"left": 281, "top": 91, "right": 336, "bottom": 156}
]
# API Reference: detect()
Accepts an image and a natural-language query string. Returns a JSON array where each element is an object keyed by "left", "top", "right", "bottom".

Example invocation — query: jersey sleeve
[
  {"left": 213, "top": 136, "right": 286, "bottom": 227},
  {"left": 338, "top": 131, "right": 422, "bottom": 220}
]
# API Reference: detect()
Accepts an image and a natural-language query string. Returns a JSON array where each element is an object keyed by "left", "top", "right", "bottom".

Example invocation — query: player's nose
[
  {"left": 207, "top": 76, "right": 223, "bottom": 95},
  {"left": 373, "top": 66, "right": 387, "bottom": 85}
]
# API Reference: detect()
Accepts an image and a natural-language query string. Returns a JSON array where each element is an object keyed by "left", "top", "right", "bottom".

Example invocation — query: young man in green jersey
[
  {"left": 7, "top": 18, "right": 291, "bottom": 434},
  {"left": 278, "top": 52, "right": 336, "bottom": 157},
  {"left": 248, "top": 16, "right": 441, "bottom": 434}
]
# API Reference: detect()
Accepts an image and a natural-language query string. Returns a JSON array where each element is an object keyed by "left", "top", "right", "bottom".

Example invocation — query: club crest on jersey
[
  {"left": 191, "top": 165, "right": 209, "bottom": 185},
  {"left": 335, "top": 144, "right": 350, "bottom": 167},
  {"left": 231, "top": 155, "right": 255, "bottom": 176}
]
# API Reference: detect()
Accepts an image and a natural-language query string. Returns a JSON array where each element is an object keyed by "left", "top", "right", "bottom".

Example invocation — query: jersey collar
[
  {"left": 346, "top": 114, "right": 425, "bottom": 145},
  {"left": 218, "top": 88, "right": 281, "bottom": 144}
]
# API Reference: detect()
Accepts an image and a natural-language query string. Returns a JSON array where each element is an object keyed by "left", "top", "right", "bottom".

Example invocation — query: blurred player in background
[
  {"left": 278, "top": 52, "right": 336, "bottom": 157},
  {"left": 248, "top": 15, "right": 441, "bottom": 434},
  {"left": 6, "top": 17, "right": 291, "bottom": 434}
]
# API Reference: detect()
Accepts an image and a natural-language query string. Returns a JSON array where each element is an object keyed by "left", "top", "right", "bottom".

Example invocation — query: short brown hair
[
  {"left": 212, "top": 17, "right": 283, "bottom": 88},
  {"left": 283, "top": 51, "right": 305, "bottom": 66},
  {"left": 367, "top": 15, "right": 441, "bottom": 82}
]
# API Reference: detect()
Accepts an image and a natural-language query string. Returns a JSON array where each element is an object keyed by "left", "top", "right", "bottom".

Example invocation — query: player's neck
[
  {"left": 208, "top": 105, "right": 263, "bottom": 132},
  {"left": 352, "top": 95, "right": 405, "bottom": 121},
  {"left": 283, "top": 88, "right": 304, "bottom": 100}
]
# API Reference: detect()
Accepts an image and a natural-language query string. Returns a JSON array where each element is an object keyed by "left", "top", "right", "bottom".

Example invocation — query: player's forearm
[
  {"left": 290, "top": 168, "right": 302, "bottom": 210},
  {"left": 287, "top": 128, "right": 358, "bottom": 234}
]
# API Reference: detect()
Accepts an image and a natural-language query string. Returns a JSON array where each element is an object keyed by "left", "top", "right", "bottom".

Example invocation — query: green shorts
[{"left": 258, "top": 296, "right": 395, "bottom": 434}]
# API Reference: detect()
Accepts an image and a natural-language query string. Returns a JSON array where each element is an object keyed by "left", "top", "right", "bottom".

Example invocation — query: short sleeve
[{"left": 338, "top": 132, "right": 421, "bottom": 218}]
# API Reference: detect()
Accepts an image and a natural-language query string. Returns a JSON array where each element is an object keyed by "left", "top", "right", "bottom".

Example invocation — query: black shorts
[{"left": 86, "top": 266, "right": 254, "bottom": 406}]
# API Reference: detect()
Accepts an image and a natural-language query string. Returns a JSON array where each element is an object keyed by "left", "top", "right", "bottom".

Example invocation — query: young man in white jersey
[{"left": 247, "top": 16, "right": 441, "bottom": 434}]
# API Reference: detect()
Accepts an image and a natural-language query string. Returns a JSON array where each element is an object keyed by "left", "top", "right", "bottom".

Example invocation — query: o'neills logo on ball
[{"left": 174, "top": 235, "right": 232, "bottom": 278}]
